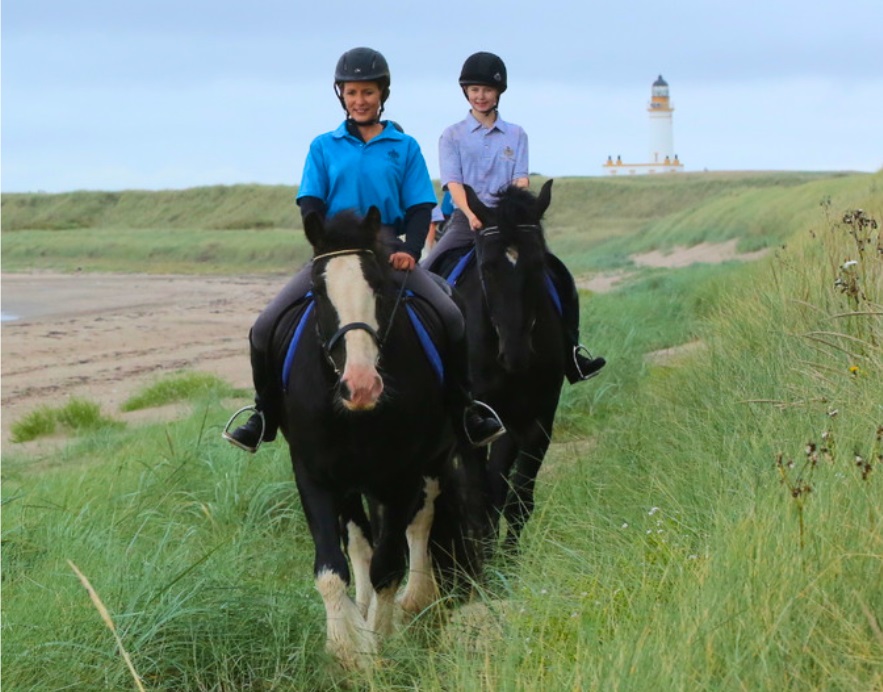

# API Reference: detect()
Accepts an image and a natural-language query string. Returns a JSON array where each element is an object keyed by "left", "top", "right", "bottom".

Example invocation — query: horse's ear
[
  {"left": 464, "top": 185, "right": 491, "bottom": 225},
  {"left": 536, "top": 179, "right": 553, "bottom": 218},
  {"left": 363, "top": 206, "right": 382, "bottom": 236},
  {"left": 304, "top": 211, "right": 324, "bottom": 249}
]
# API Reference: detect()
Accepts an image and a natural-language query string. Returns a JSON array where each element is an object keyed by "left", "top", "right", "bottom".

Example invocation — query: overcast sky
[{"left": 2, "top": 0, "right": 881, "bottom": 193}]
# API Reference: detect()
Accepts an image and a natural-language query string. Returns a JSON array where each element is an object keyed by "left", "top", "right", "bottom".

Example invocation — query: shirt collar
[
  {"left": 332, "top": 120, "right": 404, "bottom": 141},
  {"left": 466, "top": 110, "right": 506, "bottom": 133}
]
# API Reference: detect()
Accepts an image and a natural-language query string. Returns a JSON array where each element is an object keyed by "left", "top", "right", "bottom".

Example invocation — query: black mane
[
  {"left": 314, "top": 209, "right": 388, "bottom": 258},
  {"left": 491, "top": 184, "right": 545, "bottom": 230}
]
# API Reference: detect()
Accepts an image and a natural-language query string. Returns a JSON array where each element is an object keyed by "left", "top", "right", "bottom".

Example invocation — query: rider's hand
[
  {"left": 467, "top": 213, "right": 483, "bottom": 231},
  {"left": 389, "top": 252, "right": 416, "bottom": 271}
]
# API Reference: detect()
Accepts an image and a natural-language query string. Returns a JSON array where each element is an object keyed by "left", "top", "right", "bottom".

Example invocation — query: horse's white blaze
[
  {"left": 324, "top": 255, "right": 383, "bottom": 409},
  {"left": 315, "top": 568, "right": 377, "bottom": 669},
  {"left": 346, "top": 521, "right": 373, "bottom": 618},
  {"left": 506, "top": 246, "right": 519, "bottom": 266},
  {"left": 399, "top": 477, "right": 440, "bottom": 614}
]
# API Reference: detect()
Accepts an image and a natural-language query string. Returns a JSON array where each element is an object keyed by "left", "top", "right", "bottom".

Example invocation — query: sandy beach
[{"left": 1, "top": 272, "right": 287, "bottom": 447}]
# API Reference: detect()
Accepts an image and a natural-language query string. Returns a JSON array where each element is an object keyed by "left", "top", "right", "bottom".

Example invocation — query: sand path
[
  {"left": 1, "top": 272, "right": 285, "bottom": 447},
  {"left": 1, "top": 241, "right": 766, "bottom": 450}
]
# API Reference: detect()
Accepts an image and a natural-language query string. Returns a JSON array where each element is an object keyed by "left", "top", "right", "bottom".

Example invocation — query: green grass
[
  {"left": 10, "top": 397, "right": 122, "bottom": 442},
  {"left": 2, "top": 174, "right": 881, "bottom": 690},
  {"left": 4, "top": 171, "right": 875, "bottom": 275},
  {"left": 122, "top": 371, "right": 243, "bottom": 412}
]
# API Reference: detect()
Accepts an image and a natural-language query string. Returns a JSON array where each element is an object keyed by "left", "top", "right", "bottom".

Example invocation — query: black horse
[
  {"left": 271, "top": 208, "right": 487, "bottom": 669},
  {"left": 455, "top": 180, "right": 567, "bottom": 550}
]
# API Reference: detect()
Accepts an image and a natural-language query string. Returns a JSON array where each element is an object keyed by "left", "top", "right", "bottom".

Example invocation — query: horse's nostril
[{"left": 338, "top": 381, "right": 351, "bottom": 401}]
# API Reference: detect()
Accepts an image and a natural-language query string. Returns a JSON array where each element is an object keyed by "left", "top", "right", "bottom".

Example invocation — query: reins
[{"left": 381, "top": 270, "right": 409, "bottom": 345}]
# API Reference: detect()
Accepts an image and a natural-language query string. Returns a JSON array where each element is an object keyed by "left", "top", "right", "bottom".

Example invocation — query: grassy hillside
[
  {"left": 2, "top": 172, "right": 882, "bottom": 690},
  {"left": 3, "top": 171, "right": 876, "bottom": 276},
  {"left": 0, "top": 184, "right": 303, "bottom": 231}
]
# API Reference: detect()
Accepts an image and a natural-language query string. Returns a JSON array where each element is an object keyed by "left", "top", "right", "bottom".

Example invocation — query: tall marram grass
[
  {"left": 2, "top": 174, "right": 881, "bottom": 690},
  {"left": 416, "top": 189, "right": 882, "bottom": 690}
]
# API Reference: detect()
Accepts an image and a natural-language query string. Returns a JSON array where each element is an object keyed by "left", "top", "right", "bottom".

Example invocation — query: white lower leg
[
  {"left": 367, "top": 585, "right": 397, "bottom": 638},
  {"left": 315, "top": 569, "right": 376, "bottom": 669},
  {"left": 399, "top": 477, "right": 440, "bottom": 614},
  {"left": 346, "top": 522, "right": 373, "bottom": 618}
]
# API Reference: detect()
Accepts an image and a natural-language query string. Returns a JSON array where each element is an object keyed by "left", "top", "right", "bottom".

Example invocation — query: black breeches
[{"left": 251, "top": 266, "right": 313, "bottom": 354}]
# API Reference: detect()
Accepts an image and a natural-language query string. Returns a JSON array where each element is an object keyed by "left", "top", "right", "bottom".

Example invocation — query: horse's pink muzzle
[{"left": 340, "top": 362, "right": 384, "bottom": 411}]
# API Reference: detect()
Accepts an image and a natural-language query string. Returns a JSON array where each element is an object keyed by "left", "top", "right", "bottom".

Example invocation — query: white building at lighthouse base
[{"left": 602, "top": 154, "right": 684, "bottom": 175}]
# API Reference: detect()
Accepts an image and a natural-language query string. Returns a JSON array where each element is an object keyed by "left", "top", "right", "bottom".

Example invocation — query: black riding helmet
[
  {"left": 334, "top": 47, "right": 391, "bottom": 121},
  {"left": 459, "top": 51, "right": 508, "bottom": 95}
]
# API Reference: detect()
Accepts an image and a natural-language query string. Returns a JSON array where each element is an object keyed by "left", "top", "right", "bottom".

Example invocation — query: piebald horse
[{"left": 272, "top": 207, "right": 487, "bottom": 668}]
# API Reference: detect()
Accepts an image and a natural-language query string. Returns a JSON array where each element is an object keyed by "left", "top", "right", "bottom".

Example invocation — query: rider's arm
[
  {"left": 401, "top": 203, "right": 434, "bottom": 259},
  {"left": 445, "top": 182, "right": 482, "bottom": 230},
  {"left": 297, "top": 196, "right": 326, "bottom": 224}
]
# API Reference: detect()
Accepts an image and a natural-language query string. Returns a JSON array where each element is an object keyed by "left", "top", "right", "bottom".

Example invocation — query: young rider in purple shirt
[
  {"left": 223, "top": 47, "right": 504, "bottom": 453},
  {"left": 422, "top": 51, "right": 606, "bottom": 384}
]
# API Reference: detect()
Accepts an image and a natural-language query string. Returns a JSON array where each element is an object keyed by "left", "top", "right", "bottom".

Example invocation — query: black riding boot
[
  {"left": 547, "top": 254, "right": 607, "bottom": 383},
  {"left": 447, "top": 335, "right": 506, "bottom": 447},
  {"left": 223, "top": 336, "right": 280, "bottom": 453}
]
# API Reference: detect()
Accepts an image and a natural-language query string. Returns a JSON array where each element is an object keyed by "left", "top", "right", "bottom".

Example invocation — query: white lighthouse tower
[
  {"left": 603, "top": 75, "right": 684, "bottom": 175},
  {"left": 649, "top": 75, "right": 676, "bottom": 165}
]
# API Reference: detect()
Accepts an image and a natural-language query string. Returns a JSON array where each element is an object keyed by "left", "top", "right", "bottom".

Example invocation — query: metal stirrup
[
  {"left": 222, "top": 405, "right": 266, "bottom": 451},
  {"left": 463, "top": 400, "right": 506, "bottom": 447}
]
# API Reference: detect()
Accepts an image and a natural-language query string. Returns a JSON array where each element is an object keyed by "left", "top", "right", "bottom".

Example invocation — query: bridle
[
  {"left": 475, "top": 222, "right": 543, "bottom": 284},
  {"left": 312, "top": 247, "right": 409, "bottom": 375},
  {"left": 478, "top": 223, "right": 542, "bottom": 237},
  {"left": 475, "top": 223, "right": 545, "bottom": 332}
]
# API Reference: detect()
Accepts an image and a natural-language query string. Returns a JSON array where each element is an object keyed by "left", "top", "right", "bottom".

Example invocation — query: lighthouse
[
  {"left": 603, "top": 75, "right": 684, "bottom": 175},
  {"left": 649, "top": 75, "right": 675, "bottom": 165}
]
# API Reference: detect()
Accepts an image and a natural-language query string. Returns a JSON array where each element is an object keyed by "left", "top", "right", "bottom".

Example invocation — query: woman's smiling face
[{"left": 342, "top": 82, "right": 382, "bottom": 123}]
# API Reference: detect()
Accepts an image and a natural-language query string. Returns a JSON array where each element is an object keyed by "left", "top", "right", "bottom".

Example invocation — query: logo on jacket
[
  {"left": 388, "top": 150, "right": 401, "bottom": 162},
  {"left": 502, "top": 146, "right": 515, "bottom": 160}
]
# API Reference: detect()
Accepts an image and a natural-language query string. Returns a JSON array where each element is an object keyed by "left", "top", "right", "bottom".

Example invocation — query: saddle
[{"left": 430, "top": 244, "right": 564, "bottom": 316}]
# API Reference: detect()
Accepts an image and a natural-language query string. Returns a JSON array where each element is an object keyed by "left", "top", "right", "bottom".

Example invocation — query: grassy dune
[
  {"left": 1, "top": 172, "right": 881, "bottom": 690},
  {"left": 3, "top": 171, "right": 874, "bottom": 275}
]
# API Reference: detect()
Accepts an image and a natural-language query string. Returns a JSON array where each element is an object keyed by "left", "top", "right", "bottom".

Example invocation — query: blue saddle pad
[{"left": 435, "top": 245, "right": 563, "bottom": 316}]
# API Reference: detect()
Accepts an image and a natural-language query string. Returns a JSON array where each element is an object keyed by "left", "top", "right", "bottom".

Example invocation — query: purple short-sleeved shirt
[{"left": 438, "top": 111, "right": 529, "bottom": 207}]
